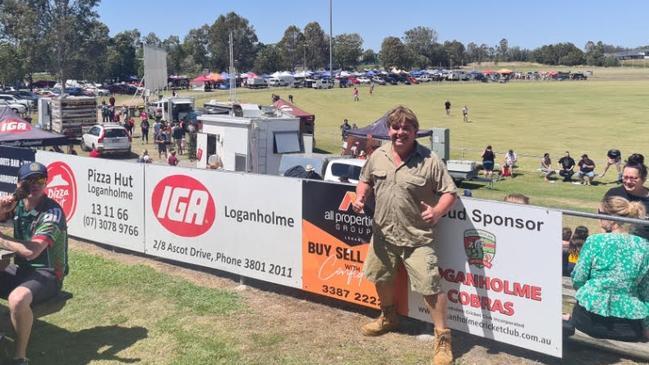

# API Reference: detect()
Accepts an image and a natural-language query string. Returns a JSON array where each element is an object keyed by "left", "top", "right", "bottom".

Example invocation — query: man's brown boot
[
  {"left": 432, "top": 328, "right": 453, "bottom": 365},
  {"left": 361, "top": 305, "right": 399, "bottom": 336}
]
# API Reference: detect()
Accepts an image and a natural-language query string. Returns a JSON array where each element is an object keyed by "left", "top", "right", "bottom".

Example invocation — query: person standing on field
[
  {"left": 462, "top": 105, "right": 469, "bottom": 122},
  {"left": 353, "top": 87, "right": 360, "bottom": 102},
  {"left": 352, "top": 105, "right": 457, "bottom": 365},
  {"left": 444, "top": 99, "right": 451, "bottom": 115}
]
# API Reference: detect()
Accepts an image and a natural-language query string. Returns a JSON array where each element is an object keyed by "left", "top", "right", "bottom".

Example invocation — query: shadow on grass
[{"left": 1, "top": 317, "right": 148, "bottom": 365}]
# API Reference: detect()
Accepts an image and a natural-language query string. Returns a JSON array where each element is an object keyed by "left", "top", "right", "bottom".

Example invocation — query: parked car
[
  {"left": 81, "top": 124, "right": 132, "bottom": 155},
  {"left": 312, "top": 79, "right": 333, "bottom": 89},
  {"left": 0, "top": 100, "right": 26, "bottom": 114},
  {"left": 357, "top": 76, "right": 371, "bottom": 84},
  {"left": 7, "top": 90, "right": 38, "bottom": 106},
  {"left": 371, "top": 77, "right": 386, "bottom": 85},
  {"left": 246, "top": 77, "right": 268, "bottom": 89},
  {"left": 0, "top": 94, "right": 31, "bottom": 109}
]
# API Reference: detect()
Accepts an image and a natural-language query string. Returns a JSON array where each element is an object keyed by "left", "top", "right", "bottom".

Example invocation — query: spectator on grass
[
  {"left": 153, "top": 119, "right": 162, "bottom": 141},
  {"left": 604, "top": 153, "right": 649, "bottom": 240},
  {"left": 567, "top": 196, "right": 649, "bottom": 341},
  {"left": 138, "top": 150, "right": 152, "bottom": 163},
  {"left": 101, "top": 101, "right": 110, "bottom": 123},
  {"left": 140, "top": 118, "right": 150, "bottom": 144},
  {"left": 481, "top": 145, "right": 495, "bottom": 179},
  {"left": 172, "top": 123, "right": 185, "bottom": 155},
  {"left": 156, "top": 130, "right": 169, "bottom": 160},
  {"left": 462, "top": 105, "right": 469, "bottom": 122},
  {"left": 503, "top": 193, "right": 529, "bottom": 204},
  {"left": 67, "top": 145, "right": 77, "bottom": 155},
  {"left": 558, "top": 151, "right": 576, "bottom": 182},
  {"left": 563, "top": 226, "right": 589, "bottom": 276},
  {"left": 444, "top": 99, "right": 451, "bottom": 115},
  {"left": 0, "top": 162, "right": 69, "bottom": 365},
  {"left": 502, "top": 149, "right": 517, "bottom": 178},
  {"left": 601, "top": 149, "right": 623, "bottom": 183},
  {"left": 541, "top": 153, "right": 556, "bottom": 182},
  {"left": 340, "top": 119, "right": 351, "bottom": 141},
  {"left": 288, "top": 94, "right": 294, "bottom": 103},
  {"left": 167, "top": 150, "right": 179, "bottom": 166},
  {"left": 353, "top": 87, "right": 359, "bottom": 102},
  {"left": 577, "top": 154, "right": 596, "bottom": 185}
]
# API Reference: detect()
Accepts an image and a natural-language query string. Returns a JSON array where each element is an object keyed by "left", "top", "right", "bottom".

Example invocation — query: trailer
[
  {"left": 196, "top": 105, "right": 303, "bottom": 174},
  {"left": 147, "top": 97, "right": 195, "bottom": 123}
]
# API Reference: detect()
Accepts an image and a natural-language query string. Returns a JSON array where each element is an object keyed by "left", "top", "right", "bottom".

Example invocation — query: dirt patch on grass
[{"left": 70, "top": 239, "right": 646, "bottom": 365}]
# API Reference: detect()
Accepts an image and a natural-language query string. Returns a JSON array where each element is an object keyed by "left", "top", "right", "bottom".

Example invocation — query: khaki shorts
[{"left": 363, "top": 237, "right": 441, "bottom": 296}]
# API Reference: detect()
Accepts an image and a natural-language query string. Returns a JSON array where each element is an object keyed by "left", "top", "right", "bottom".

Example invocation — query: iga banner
[
  {"left": 301, "top": 180, "right": 407, "bottom": 310},
  {"left": 0, "top": 146, "right": 34, "bottom": 196},
  {"left": 406, "top": 198, "right": 562, "bottom": 357},
  {"left": 36, "top": 152, "right": 145, "bottom": 253},
  {"left": 144, "top": 165, "right": 302, "bottom": 288}
]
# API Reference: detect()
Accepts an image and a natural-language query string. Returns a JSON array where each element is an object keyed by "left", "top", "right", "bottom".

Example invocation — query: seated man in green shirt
[{"left": 0, "top": 162, "right": 68, "bottom": 365}]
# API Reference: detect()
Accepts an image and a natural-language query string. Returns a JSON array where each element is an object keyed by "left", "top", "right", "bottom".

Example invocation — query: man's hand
[
  {"left": 352, "top": 199, "right": 364, "bottom": 214},
  {"left": 420, "top": 201, "right": 442, "bottom": 225},
  {"left": 0, "top": 195, "right": 16, "bottom": 215}
]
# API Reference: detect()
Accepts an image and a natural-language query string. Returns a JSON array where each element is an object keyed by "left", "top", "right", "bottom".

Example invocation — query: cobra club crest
[{"left": 464, "top": 229, "right": 496, "bottom": 268}]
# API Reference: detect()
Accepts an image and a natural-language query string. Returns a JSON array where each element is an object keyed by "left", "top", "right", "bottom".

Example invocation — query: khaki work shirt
[{"left": 360, "top": 142, "right": 456, "bottom": 247}]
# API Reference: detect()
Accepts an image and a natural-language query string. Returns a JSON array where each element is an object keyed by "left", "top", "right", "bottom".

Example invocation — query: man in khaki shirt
[{"left": 353, "top": 106, "right": 457, "bottom": 365}]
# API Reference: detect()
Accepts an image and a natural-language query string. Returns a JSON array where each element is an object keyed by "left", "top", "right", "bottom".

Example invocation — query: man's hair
[
  {"left": 503, "top": 193, "right": 530, "bottom": 205},
  {"left": 385, "top": 105, "right": 419, "bottom": 130}
]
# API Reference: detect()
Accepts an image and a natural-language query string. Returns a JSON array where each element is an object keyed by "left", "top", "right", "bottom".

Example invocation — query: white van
[{"left": 312, "top": 79, "right": 333, "bottom": 89}]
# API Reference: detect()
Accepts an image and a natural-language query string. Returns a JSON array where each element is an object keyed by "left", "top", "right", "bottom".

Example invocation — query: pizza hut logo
[
  {"left": 0, "top": 119, "right": 32, "bottom": 134},
  {"left": 464, "top": 229, "right": 496, "bottom": 269},
  {"left": 45, "top": 161, "right": 77, "bottom": 222},
  {"left": 151, "top": 175, "right": 215, "bottom": 237}
]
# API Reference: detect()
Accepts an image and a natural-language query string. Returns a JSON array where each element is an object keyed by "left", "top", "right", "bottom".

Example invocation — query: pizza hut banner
[
  {"left": 144, "top": 164, "right": 302, "bottom": 288},
  {"left": 406, "top": 198, "right": 562, "bottom": 357},
  {"left": 36, "top": 151, "right": 146, "bottom": 253}
]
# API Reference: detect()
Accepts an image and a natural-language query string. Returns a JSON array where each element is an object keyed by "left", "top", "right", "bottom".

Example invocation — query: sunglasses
[
  {"left": 622, "top": 176, "right": 640, "bottom": 181},
  {"left": 597, "top": 209, "right": 610, "bottom": 216},
  {"left": 23, "top": 176, "right": 47, "bottom": 186}
]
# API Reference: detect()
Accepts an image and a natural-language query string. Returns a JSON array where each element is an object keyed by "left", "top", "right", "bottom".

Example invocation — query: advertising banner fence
[
  {"left": 301, "top": 180, "right": 408, "bottom": 310},
  {"left": 144, "top": 165, "right": 302, "bottom": 288},
  {"left": 36, "top": 152, "right": 146, "bottom": 253},
  {"left": 0, "top": 146, "right": 34, "bottom": 196},
  {"left": 0, "top": 146, "right": 563, "bottom": 358},
  {"left": 406, "top": 199, "right": 563, "bottom": 357}
]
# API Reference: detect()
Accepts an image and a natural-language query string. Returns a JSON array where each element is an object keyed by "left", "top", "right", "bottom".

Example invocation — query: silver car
[{"left": 81, "top": 124, "right": 131, "bottom": 155}]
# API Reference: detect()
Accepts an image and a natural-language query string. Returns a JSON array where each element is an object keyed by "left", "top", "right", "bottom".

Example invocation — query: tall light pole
[{"left": 329, "top": 0, "right": 333, "bottom": 77}]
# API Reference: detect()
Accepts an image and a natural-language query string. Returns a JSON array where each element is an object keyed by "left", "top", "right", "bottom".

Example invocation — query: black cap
[{"left": 17, "top": 162, "right": 47, "bottom": 181}]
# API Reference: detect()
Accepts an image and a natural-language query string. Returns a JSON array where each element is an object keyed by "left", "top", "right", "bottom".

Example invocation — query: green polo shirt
[
  {"left": 360, "top": 142, "right": 456, "bottom": 247},
  {"left": 13, "top": 197, "right": 68, "bottom": 283}
]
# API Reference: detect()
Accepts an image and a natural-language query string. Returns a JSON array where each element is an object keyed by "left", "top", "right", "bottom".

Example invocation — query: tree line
[{"left": 0, "top": 2, "right": 627, "bottom": 86}]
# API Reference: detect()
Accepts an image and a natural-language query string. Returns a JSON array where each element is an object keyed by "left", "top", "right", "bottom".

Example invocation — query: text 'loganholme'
[{"left": 440, "top": 268, "right": 542, "bottom": 317}]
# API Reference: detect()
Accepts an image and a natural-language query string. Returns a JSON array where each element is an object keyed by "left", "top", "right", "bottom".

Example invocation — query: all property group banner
[
  {"left": 301, "top": 180, "right": 409, "bottom": 312},
  {"left": 144, "top": 164, "right": 302, "bottom": 288},
  {"left": 36, "top": 151, "right": 146, "bottom": 253}
]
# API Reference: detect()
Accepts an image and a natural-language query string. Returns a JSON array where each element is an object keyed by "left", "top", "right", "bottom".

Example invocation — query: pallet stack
[{"left": 50, "top": 96, "right": 98, "bottom": 138}]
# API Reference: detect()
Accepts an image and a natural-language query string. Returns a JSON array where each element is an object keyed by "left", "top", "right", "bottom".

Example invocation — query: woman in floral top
[{"left": 571, "top": 196, "right": 649, "bottom": 341}]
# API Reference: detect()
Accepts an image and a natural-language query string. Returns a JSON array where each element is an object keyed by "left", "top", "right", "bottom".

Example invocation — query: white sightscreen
[{"left": 143, "top": 45, "right": 168, "bottom": 91}]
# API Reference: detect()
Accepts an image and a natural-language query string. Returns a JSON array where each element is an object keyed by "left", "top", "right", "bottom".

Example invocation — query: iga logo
[
  {"left": 151, "top": 175, "right": 215, "bottom": 237},
  {"left": 0, "top": 118, "right": 32, "bottom": 134},
  {"left": 45, "top": 161, "right": 77, "bottom": 222},
  {"left": 464, "top": 229, "right": 496, "bottom": 269}
]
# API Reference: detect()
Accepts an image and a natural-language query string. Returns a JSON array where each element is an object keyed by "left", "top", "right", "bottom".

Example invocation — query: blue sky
[{"left": 98, "top": 1, "right": 647, "bottom": 51}]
